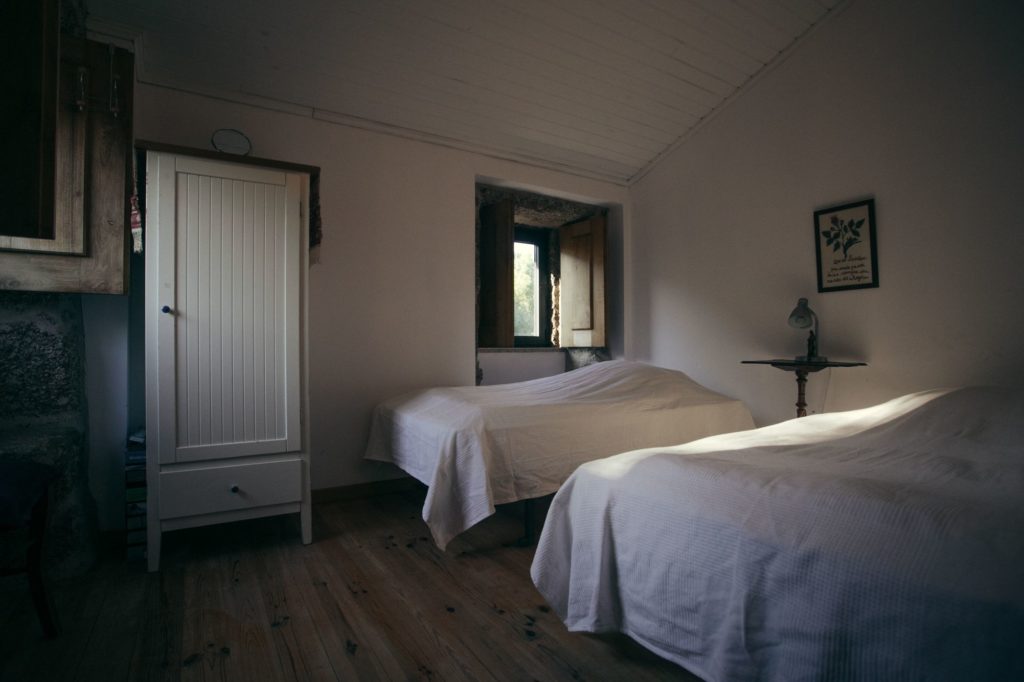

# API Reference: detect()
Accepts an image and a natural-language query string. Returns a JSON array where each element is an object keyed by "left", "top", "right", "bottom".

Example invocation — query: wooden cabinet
[
  {"left": 0, "top": 35, "right": 133, "bottom": 294},
  {"left": 0, "top": 0, "right": 58, "bottom": 240},
  {"left": 144, "top": 150, "right": 312, "bottom": 571}
]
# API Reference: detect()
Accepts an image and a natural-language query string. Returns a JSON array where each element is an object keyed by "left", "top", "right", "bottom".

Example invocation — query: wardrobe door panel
[{"left": 155, "top": 158, "right": 300, "bottom": 464}]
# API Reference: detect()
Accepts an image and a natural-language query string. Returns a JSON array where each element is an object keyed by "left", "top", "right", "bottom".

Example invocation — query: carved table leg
[{"left": 795, "top": 369, "right": 809, "bottom": 418}]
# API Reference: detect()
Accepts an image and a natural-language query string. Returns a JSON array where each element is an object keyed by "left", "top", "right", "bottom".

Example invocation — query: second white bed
[{"left": 531, "top": 386, "right": 1024, "bottom": 680}]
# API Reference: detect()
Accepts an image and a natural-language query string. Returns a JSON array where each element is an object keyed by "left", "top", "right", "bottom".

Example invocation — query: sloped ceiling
[{"left": 88, "top": 0, "right": 841, "bottom": 184}]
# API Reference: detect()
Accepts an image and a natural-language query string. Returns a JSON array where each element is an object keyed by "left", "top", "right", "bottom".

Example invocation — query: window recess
[{"left": 478, "top": 190, "right": 606, "bottom": 350}]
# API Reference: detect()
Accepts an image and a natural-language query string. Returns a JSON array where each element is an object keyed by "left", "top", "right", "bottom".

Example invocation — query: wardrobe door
[{"left": 147, "top": 153, "right": 302, "bottom": 465}]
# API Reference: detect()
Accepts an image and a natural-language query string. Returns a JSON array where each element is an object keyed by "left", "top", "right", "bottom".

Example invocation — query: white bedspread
[
  {"left": 531, "top": 387, "right": 1024, "bottom": 681},
  {"left": 364, "top": 360, "right": 754, "bottom": 549}
]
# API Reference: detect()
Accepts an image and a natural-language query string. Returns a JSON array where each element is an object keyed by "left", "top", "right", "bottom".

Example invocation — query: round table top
[{"left": 742, "top": 358, "right": 867, "bottom": 372}]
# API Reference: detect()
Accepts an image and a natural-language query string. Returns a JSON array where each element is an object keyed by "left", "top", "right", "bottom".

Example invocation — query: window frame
[{"left": 513, "top": 225, "right": 553, "bottom": 348}]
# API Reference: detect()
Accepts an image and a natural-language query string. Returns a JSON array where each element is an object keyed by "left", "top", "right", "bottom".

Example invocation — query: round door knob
[
  {"left": 230, "top": 485, "right": 240, "bottom": 493},
  {"left": 161, "top": 305, "right": 173, "bottom": 314}
]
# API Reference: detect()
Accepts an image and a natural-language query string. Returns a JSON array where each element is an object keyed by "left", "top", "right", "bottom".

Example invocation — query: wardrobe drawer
[{"left": 160, "top": 459, "right": 302, "bottom": 520}]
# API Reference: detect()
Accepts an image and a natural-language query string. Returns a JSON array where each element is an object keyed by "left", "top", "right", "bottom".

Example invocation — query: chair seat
[{"left": 0, "top": 462, "right": 59, "bottom": 529}]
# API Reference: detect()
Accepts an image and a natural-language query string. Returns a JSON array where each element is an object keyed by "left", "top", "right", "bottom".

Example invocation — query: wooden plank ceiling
[{"left": 88, "top": 0, "right": 841, "bottom": 184}]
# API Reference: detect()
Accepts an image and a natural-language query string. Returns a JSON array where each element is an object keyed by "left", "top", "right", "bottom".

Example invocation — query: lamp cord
[{"left": 819, "top": 368, "right": 832, "bottom": 415}]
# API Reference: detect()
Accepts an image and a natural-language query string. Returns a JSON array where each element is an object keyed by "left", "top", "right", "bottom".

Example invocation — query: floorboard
[{"left": 0, "top": 491, "right": 700, "bottom": 681}]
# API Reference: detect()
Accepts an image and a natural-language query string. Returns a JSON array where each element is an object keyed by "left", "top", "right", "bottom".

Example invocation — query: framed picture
[{"left": 814, "top": 198, "right": 878, "bottom": 292}]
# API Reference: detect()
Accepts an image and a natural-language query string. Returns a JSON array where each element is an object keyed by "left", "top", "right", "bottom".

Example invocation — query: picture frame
[{"left": 814, "top": 198, "right": 878, "bottom": 293}]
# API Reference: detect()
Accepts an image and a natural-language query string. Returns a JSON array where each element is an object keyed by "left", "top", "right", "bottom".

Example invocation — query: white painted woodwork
[
  {"left": 158, "top": 458, "right": 302, "bottom": 519},
  {"left": 159, "top": 502, "right": 302, "bottom": 532},
  {"left": 86, "top": 0, "right": 838, "bottom": 183},
  {"left": 160, "top": 158, "right": 300, "bottom": 463},
  {"left": 145, "top": 150, "right": 310, "bottom": 571}
]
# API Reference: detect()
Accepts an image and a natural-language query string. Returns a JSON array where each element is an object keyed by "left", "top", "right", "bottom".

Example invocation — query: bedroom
[{"left": 1, "top": 0, "right": 1021, "bottom": 679}]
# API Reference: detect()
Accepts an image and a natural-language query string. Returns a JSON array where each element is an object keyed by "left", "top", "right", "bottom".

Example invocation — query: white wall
[
  {"left": 478, "top": 350, "right": 565, "bottom": 385},
  {"left": 132, "top": 83, "right": 629, "bottom": 494},
  {"left": 629, "top": 0, "right": 1024, "bottom": 426},
  {"left": 82, "top": 294, "right": 129, "bottom": 530}
]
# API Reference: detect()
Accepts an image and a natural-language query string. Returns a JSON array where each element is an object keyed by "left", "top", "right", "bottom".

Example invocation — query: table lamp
[{"left": 787, "top": 297, "right": 826, "bottom": 362}]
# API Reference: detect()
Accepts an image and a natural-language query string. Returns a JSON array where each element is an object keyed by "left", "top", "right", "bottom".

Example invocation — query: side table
[{"left": 742, "top": 359, "right": 866, "bottom": 418}]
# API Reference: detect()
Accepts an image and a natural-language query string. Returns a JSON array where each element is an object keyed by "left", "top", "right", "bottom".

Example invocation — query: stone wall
[{"left": 0, "top": 291, "right": 98, "bottom": 576}]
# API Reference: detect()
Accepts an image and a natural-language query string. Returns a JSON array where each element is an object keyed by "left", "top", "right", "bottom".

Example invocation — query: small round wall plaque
[{"left": 210, "top": 128, "right": 252, "bottom": 155}]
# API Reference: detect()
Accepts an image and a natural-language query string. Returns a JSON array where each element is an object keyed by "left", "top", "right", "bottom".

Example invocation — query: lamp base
[{"left": 794, "top": 355, "right": 828, "bottom": 363}]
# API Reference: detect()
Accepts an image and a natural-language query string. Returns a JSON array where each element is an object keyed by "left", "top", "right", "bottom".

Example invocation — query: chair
[{"left": 0, "top": 461, "right": 60, "bottom": 638}]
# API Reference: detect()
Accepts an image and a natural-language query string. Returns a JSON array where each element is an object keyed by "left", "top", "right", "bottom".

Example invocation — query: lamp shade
[{"left": 788, "top": 298, "right": 815, "bottom": 329}]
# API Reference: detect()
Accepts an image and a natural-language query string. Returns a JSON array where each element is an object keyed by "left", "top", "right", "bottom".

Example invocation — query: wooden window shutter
[
  {"left": 559, "top": 214, "right": 606, "bottom": 348},
  {"left": 478, "top": 198, "right": 514, "bottom": 347}
]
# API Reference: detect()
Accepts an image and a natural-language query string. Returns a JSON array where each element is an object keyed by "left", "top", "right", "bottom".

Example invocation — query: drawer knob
[
  {"left": 161, "top": 305, "right": 174, "bottom": 314},
  {"left": 230, "top": 485, "right": 240, "bottom": 493}
]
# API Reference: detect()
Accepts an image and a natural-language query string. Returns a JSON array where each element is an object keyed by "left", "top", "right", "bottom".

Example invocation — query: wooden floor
[{"left": 0, "top": 490, "right": 699, "bottom": 682}]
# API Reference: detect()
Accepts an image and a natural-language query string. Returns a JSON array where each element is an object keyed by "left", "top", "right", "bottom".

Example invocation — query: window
[
  {"left": 478, "top": 189, "right": 606, "bottom": 350},
  {"left": 513, "top": 227, "right": 551, "bottom": 346}
]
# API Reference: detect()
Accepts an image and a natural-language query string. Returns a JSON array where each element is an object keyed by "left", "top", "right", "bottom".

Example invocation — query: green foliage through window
[{"left": 513, "top": 242, "right": 539, "bottom": 336}]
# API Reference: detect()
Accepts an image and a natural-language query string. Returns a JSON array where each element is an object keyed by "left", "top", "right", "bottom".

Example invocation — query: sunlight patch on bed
[{"left": 585, "top": 388, "right": 953, "bottom": 480}]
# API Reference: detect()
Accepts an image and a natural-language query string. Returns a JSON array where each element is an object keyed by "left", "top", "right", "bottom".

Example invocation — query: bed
[
  {"left": 530, "top": 386, "right": 1024, "bottom": 681},
  {"left": 364, "top": 360, "right": 754, "bottom": 549}
]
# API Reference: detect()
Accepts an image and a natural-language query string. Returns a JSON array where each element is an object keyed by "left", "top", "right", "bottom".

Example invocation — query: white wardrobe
[{"left": 144, "top": 149, "right": 312, "bottom": 571}]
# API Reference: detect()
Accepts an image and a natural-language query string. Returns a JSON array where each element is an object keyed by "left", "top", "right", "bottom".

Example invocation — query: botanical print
[
  {"left": 815, "top": 199, "right": 878, "bottom": 292},
  {"left": 821, "top": 214, "right": 864, "bottom": 259}
]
